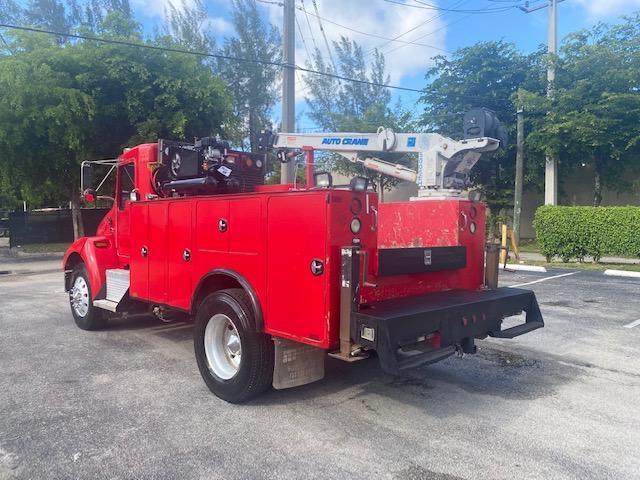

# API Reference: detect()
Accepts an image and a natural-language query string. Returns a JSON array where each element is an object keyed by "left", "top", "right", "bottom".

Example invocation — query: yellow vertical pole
[
  {"left": 500, "top": 224, "right": 508, "bottom": 265},
  {"left": 510, "top": 228, "right": 520, "bottom": 260}
]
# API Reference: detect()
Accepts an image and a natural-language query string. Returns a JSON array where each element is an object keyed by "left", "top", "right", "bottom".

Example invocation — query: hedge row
[{"left": 533, "top": 205, "right": 640, "bottom": 262}]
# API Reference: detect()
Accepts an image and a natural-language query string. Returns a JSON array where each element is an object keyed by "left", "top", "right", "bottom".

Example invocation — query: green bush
[{"left": 533, "top": 206, "right": 640, "bottom": 262}]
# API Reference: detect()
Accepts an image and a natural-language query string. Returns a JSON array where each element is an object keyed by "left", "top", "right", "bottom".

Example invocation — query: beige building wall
[
  {"left": 521, "top": 165, "right": 640, "bottom": 239},
  {"left": 331, "top": 164, "right": 640, "bottom": 240}
]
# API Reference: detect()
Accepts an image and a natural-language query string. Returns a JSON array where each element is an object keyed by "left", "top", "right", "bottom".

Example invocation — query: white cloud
[
  {"left": 130, "top": 0, "right": 234, "bottom": 40},
  {"left": 203, "top": 16, "right": 234, "bottom": 36},
  {"left": 262, "top": 0, "right": 448, "bottom": 98},
  {"left": 129, "top": 0, "right": 179, "bottom": 18},
  {"left": 574, "top": 0, "right": 640, "bottom": 17}
]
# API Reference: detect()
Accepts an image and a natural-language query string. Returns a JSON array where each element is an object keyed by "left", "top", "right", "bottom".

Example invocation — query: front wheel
[
  {"left": 194, "top": 289, "right": 274, "bottom": 403},
  {"left": 69, "top": 264, "right": 107, "bottom": 331}
]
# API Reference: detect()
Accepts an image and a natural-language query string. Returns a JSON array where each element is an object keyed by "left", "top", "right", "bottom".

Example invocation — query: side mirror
[
  {"left": 129, "top": 189, "right": 140, "bottom": 202},
  {"left": 81, "top": 162, "right": 93, "bottom": 191},
  {"left": 83, "top": 188, "right": 97, "bottom": 203}
]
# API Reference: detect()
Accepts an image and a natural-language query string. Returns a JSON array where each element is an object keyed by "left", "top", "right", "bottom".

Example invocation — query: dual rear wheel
[{"left": 194, "top": 289, "right": 274, "bottom": 403}]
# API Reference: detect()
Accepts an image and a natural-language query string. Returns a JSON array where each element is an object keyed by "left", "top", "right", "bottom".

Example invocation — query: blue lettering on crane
[
  {"left": 407, "top": 137, "right": 416, "bottom": 147},
  {"left": 322, "top": 137, "right": 369, "bottom": 146}
]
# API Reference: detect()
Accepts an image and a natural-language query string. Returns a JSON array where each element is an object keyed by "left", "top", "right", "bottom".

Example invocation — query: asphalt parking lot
[{"left": 1, "top": 263, "right": 639, "bottom": 479}]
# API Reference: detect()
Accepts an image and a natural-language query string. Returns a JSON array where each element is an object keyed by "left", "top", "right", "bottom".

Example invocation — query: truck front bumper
[{"left": 352, "top": 287, "right": 543, "bottom": 375}]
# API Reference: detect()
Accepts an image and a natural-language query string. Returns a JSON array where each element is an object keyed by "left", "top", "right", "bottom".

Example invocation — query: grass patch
[
  {"left": 17, "top": 243, "right": 69, "bottom": 254},
  {"left": 510, "top": 259, "right": 640, "bottom": 272},
  {"left": 518, "top": 239, "right": 539, "bottom": 254}
]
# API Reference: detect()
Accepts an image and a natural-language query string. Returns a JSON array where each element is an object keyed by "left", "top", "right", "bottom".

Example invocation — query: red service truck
[{"left": 64, "top": 109, "right": 543, "bottom": 403}]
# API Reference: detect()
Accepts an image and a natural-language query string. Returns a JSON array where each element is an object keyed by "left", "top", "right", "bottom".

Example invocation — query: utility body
[{"left": 64, "top": 109, "right": 543, "bottom": 402}]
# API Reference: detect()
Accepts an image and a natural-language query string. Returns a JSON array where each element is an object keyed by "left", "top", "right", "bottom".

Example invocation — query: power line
[
  {"left": 0, "top": 22, "right": 426, "bottom": 93},
  {"left": 381, "top": 10, "right": 472, "bottom": 57},
  {"left": 294, "top": 11, "right": 312, "bottom": 64},
  {"left": 383, "top": 0, "right": 516, "bottom": 13},
  {"left": 310, "top": 0, "right": 339, "bottom": 75},
  {"left": 300, "top": 0, "right": 319, "bottom": 53},
  {"left": 366, "top": 0, "right": 462, "bottom": 56},
  {"left": 294, "top": 9, "right": 312, "bottom": 92},
  {"left": 0, "top": 32, "right": 13, "bottom": 54},
  {"left": 296, "top": 4, "right": 451, "bottom": 53},
  {"left": 255, "top": 0, "right": 283, "bottom": 5}
]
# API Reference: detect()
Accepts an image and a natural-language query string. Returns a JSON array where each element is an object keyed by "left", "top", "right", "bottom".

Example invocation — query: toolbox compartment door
[
  {"left": 129, "top": 203, "right": 148, "bottom": 299},
  {"left": 167, "top": 201, "right": 193, "bottom": 310},
  {"left": 266, "top": 194, "right": 328, "bottom": 346},
  {"left": 147, "top": 201, "right": 169, "bottom": 304}
]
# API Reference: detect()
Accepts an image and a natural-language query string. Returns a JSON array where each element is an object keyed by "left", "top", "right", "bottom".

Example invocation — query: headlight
[
  {"left": 470, "top": 222, "right": 477, "bottom": 234},
  {"left": 350, "top": 217, "right": 362, "bottom": 234}
]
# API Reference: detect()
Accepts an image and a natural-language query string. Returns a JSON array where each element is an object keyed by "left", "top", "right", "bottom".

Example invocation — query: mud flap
[{"left": 272, "top": 337, "right": 325, "bottom": 390}]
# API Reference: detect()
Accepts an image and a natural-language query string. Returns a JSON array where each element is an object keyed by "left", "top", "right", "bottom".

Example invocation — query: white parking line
[
  {"left": 509, "top": 271, "right": 578, "bottom": 288},
  {"left": 623, "top": 319, "right": 640, "bottom": 329}
]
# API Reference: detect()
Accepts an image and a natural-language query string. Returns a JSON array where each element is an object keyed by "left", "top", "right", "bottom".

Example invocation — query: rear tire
[
  {"left": 69, "top": 264, "right": 107, "bottom": 331},
  {"left": 194, "top": 289, "right": 273, "bottom": 403}
]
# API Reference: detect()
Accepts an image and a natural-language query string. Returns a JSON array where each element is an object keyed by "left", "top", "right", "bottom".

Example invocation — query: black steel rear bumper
[{"left": 352, "top": 288, "right": 543, "bottom": 375}]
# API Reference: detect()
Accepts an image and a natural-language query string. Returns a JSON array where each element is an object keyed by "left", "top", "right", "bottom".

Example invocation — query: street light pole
[
  {"left": 519, "top": 0, "right": 562, "bottom": 205},
  {"left": 281, "top": 0, "right": 296, "bottom": 184},
  {"left": 544, "top": 0, "right": 558, "bottom": 205},
  {"left": 514, "top": 106, "right": 525, "bottom": 243}
]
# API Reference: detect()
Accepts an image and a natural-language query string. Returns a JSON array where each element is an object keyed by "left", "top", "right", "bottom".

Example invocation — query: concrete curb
[
  {"left": 603, "top": 269, "right": 640, "bottom": 279},
  {"left": 504, "top": 264, "right": 547, "bottom": 273}
]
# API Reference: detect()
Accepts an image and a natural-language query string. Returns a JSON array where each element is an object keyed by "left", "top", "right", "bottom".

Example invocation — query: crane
[{"left": 269, "top": 108, "right": 506, "bottom": 199}]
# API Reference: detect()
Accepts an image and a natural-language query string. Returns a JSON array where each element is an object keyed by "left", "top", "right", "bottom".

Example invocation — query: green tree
[
  {"left": 522, "top": 15, "right": 640, "bottom": 206},
  {"left": 0, "top": 12, "right": 233, "bottom": 223},
  {"left": 420, "top": 40, "right": 545, "bottom": 213},
  {"left": 165, "top": 0, "right": 215, "bottom": 52},
  {"left": 304, "top": 37, "right": 416, "bottom": 199},
  {"left": 0, "top": 0, "right": 22, "bottom": 24},
  {"left": 216, "top": 0, "right": 281, "bottom": 152},
  {"left": 24, "top": 0, "right": 72, "bottom": 35}
]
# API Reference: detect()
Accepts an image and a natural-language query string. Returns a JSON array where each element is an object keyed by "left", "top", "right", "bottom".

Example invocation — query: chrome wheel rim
[
  {"left": 70, "top": 276, "right": 90, "bottom": 317},
  {"left": 204, "top": 314, "right": 241, "bottom": 380}
]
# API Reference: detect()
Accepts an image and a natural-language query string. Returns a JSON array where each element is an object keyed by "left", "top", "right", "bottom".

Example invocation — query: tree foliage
[
  {"left": 0, "top": 8, "right": 233, "bottom": 207},
  {"left": 420, "top": 41, "right": 545, "bottom": 213},
  {"left": 304, "top": 37, "right": 416, "bottom": 198},
  {"left": 165, "top": 0, "right": 215, "bottom": 53},
  {"left": 522, "top": 14, "right": 640, "bottom": 206},
  {"left": 216, "top": 0, "right": 281, "bottom": 152}
]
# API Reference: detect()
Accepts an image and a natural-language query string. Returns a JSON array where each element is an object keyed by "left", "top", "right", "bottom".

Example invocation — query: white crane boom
[{"left": 272, "top": 127, "right": 500, "bottom": 198}]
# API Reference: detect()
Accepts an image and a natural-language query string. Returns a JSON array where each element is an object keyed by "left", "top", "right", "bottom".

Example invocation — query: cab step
[
  {"left": 93, "top": 299, "right": 119, "bottom": 312},
  {"left": 105, "top": 269, "right": 129, "bottom": 302},
  {"left": 94, "top": 269, "right": 130, "bottom": 312}
]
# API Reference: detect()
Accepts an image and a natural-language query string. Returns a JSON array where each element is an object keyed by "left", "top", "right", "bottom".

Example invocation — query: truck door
[
  {"left": 266, "top": 193, "right": 328, "bottom": 345},
  {"left": 129, "top": 203, "right": 148, "bottom": 300},
  {"left": 167, "top": 201, "right": 193, "bottom": 310},
  {"left": 116, "top": 163, "right": 135, "bottom": 262}
]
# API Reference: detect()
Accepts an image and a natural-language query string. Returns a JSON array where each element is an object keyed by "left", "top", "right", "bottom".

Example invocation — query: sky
[{"left": 128, "top": 0, "right": 640, "bottom": 129}]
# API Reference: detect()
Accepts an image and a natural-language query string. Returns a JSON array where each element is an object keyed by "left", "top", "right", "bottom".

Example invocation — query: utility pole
[
  {"left": 281, "top": 0, "right": 296, "bottom": 184},
  {"left": 513, "top": 106, "right": 525, "bottom": 243},
  {"left": 519, "top": 0, "right": 562, "bottom": 205}
]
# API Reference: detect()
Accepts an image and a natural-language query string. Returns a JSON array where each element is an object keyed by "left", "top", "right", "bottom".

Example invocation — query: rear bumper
[{"left": 352, "top": 287, "right": 543, "bottom": 375}]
